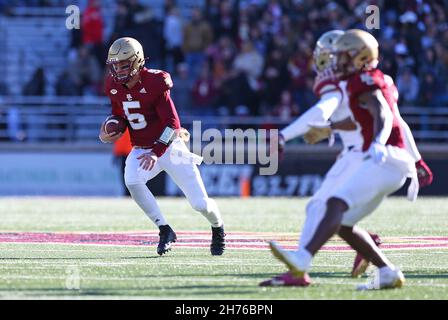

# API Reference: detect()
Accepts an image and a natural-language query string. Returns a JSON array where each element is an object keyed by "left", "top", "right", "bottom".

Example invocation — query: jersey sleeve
[
  {"left": 347, "top": 70, "right": 384, "bottom": 99},
  {"left": 151, "top": 90, "right": 181, "bottom": 157},
  {"left": 280, "top": 90, "right": 341, "bottom": 141}
]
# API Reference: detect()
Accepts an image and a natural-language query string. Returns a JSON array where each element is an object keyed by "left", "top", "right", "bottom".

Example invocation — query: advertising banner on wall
[
  {"left": 161, "top": 156, "right": 448, "bottom": 197},
  {"left": 0, "top": 153, "right": 123, "bottom": 196},
  {"left": 0, "top": 151, "right": 446, "bottom": 196}
]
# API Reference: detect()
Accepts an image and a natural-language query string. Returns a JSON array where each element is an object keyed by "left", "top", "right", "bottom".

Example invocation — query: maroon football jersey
[
  {"left": 346, "top": 69, "right": 405, "bottom": 151},
  {"left": 105, "top": 68, "right": 181, "bottom": 157}
]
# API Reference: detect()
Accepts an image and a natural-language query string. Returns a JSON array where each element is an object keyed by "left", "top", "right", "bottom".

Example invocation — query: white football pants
[
  {"left": 299, "top": 146, "right": 411, "bottom": 249},
  {"left": 124, "top": 137, "right": 223, "bottom": 228}
]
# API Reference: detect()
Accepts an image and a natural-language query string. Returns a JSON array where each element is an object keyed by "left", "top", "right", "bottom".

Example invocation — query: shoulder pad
[
  {"left": 313, "top": 79, "right": 341, "bottom": 97},
  {"left": 347, "top": 69, "right": 385, "bottom": 98},
  {"left": 144, "top": 69, "right": 173, "bottom": 93}
]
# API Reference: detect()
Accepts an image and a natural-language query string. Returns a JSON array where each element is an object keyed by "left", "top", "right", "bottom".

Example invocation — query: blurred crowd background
[
  {"left": 0, "top": 0, "right": 447, "bottom": 119},
  {"left": 0, "top": 0, "right": 447, "bottom": 197}
]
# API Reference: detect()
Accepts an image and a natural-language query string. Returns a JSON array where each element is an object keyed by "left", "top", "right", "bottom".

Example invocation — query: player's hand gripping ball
[
  {"left": 99, "top": 115, "right": 127, "bottom": 143},
  {"left": 104, "top": 115, "right": 127, "bottom": 135}
]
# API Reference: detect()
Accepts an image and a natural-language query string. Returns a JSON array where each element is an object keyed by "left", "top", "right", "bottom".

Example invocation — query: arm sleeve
[
  {"left": 280, "top": 90, "right": 342, "bottom": 141},
  {"left": 151, "top": 90, "right": 181, "bottom": 157},
  {"left": 372, "top": 89, "right": 393, "bottom": 145}
]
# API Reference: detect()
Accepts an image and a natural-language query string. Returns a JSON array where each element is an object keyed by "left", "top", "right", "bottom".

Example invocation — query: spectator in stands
[
  {"left": 111, "top": 1, "right": 129, "bottom": 40},
  {"left": 192, "top": 63, "right": 218, "bottom": 116},
  {"left": 272, "top": 90, "right": 300, "bottom": 121},
  {"left": 380, "top": 38, "right": 398, "bottom": 79},
  {"left": 432, "top": 43, "right": 448, "bottom": 86},
  {"left": 133, "top": 7, "right": 164, "bottom": 70},
  {"left": 22, "top": 67, "right": 46, "bottom": 96},
  {"left": 261, "top": 47, "right": 289, "bottom": 111},
  {"left": 81, "top": 1, "right": 103, "bottom": 46},
  {"left": 171, "top": 63, "right": 193, "bottom": 115},
  {"left": 394, "top": 39, "right": 415, "bottom": 75},
  {"left": 81, "top": 0, "right": 104, "bottom": 66},
  {"left": 207, "top": 36, "right": 237, "bottom": 83},
  {"left": 55, "top": 70, "right": 79, "bottom": 96},
  {"left": 205, "top": 0, "right": 221, "bottom": 37},
  {"left": 124, "top": 0, "right": 146, "bottom": 31},
  {"left": 214, "top": 0, "right": 238, "bottom": 40},
  {"left": 301, "top": 77, "right": 319, "bottom": 111},
  {"left": 288, "top": 45, "right": 312, "bottom": 107},
  {"left": 396, "top": 67, "right": 420, "bottom": 106},
  {"left": 218, "top": 67, "right": 255, "bottom": 116},
  {"left": 68, "top": 46, "right": 101, "bottom": 96},
  {"left": 419, "top": 71, "right": 443, "bottom": 107},
  {"left": 233, "top": 41, "right": 264, "bottom": 92},
  {"left": 249, "top": 25, "right": 267, "bottom": 57},
  {"left": 7, "top": 0, "right": 448, "bottom": 132},
  {"left": 110, "top": 0, "right": 145, "bottom": 41},
  {"left": 163, "top": 6, "right": 184, "bottom": 74},
  {"left": 183, "top": 8, "right": 214, "bottom": 80}
]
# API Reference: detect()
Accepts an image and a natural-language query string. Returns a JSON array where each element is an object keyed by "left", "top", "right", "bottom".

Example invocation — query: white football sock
[
  {"left": 299, "top": 199, "right": 326, "bottom": 250},
  {"left": 126, "top": 184, "right": 167, "bottom": 227},
  {"left": 295, "top": 249, "right": 313, "bottom": 271},
  {"left": 193, "top": 197, "right": 223, "bottom": 228}
]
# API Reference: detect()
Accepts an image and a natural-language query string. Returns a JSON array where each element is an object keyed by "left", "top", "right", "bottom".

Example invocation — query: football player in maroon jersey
[{"left": 99, "top": 37, "right": 225, "bottom": 256}]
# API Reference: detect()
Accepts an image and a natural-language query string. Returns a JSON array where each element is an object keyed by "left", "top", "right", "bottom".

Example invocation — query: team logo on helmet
[{"left": 106, "top": 37, "right": 146, "bottom": 84}]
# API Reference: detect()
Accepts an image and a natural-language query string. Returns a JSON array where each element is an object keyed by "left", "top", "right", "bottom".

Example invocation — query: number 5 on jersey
[{"left": 123, "top": 101, "right": 147, "bottom": 130}]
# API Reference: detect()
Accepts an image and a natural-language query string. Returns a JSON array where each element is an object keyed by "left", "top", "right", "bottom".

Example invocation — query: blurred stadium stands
[
  {"left": 1, "top": 0, "right": 448, "bottom": 197},
  {"left": 0, "top": 0, "right": 447, "bottom": 145}
]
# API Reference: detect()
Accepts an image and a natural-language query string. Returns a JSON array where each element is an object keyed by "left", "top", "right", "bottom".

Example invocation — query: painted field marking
[{"left": 0, "top": 231, "right": 447, "bottom": 251}]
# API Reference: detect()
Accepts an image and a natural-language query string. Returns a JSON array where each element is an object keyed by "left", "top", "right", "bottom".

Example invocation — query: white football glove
[{"left": 368, "top": 142, "right": 387, "bottom": 164}]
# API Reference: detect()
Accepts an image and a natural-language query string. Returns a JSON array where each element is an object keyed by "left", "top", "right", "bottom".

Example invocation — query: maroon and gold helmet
[{"left": 106, "top": 37, "right": 145, "bottom": 83}]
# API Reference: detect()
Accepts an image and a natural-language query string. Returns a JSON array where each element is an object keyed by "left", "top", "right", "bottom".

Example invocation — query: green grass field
[{"left": 0, "top": 197, "right": 447, "bottom": 300}]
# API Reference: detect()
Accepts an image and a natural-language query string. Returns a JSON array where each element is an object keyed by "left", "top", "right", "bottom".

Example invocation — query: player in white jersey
[{"left": 260, "top": 30, "right": 433, "bottom": 287}]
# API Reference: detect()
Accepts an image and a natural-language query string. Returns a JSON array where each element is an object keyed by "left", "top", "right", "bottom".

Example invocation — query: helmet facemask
[
  {"left": 313, "top": 47, "right": 334, "bottom": 72},
  {"left": 332, "top": 50, "right": 356, "bottom": 79},
  {"left": 312, "top": 30, "right": 344, "bottom": 74},
  {"left": 107, "top": 55, "right": 140, "bottom": 84}
]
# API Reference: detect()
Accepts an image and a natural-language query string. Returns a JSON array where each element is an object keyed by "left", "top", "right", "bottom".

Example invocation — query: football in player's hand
[{"left": 103, "top": 115, "right": 127, "bottom": 135}]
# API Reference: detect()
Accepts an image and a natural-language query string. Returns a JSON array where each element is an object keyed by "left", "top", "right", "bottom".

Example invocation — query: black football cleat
[
  {"left": 210, "top": 225, "right": 226, "bottom": 256},
  {"left": 157, "top": 225, "right": 177, "bottom": 256}
]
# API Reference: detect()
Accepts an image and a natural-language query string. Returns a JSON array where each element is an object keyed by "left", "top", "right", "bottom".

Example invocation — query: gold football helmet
[
  {"left": 313, "top": 30, "right": 344, "bottom": 72},
  {"left": 333, "top": 29, "right": 379, "bottom": 73},
  {"left": 106, "top": 37, "right": 145, "bottom": 83}
]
